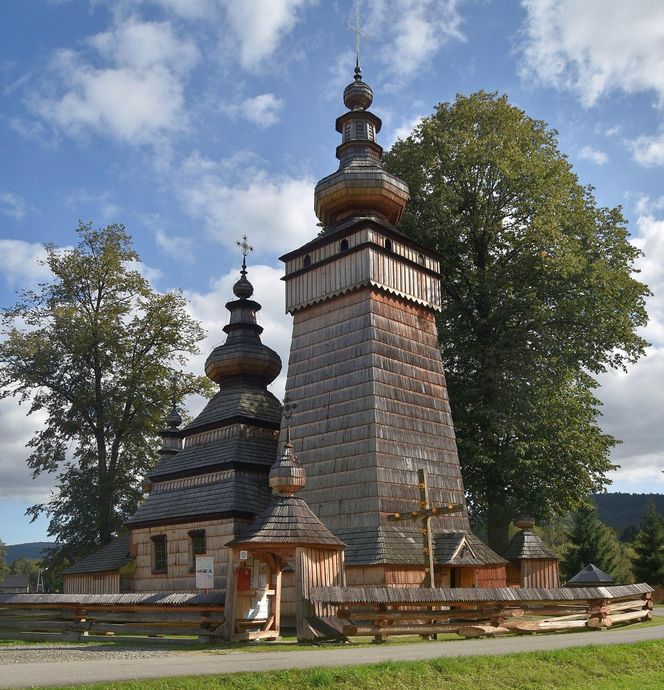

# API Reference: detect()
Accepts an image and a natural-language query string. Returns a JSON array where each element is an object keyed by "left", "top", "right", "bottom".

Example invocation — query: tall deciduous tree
[
  {"left": 632, "top": 503, "right": 664, "bottom": 584},
  {"left": 562, "top": 504, "right": 632, "bottom": 583},
  {"left": 0, "top": 223, "right": 208, "bottom": 568},
  {"left": 384, "top": 92, "right": 649, "bottom": 552}
]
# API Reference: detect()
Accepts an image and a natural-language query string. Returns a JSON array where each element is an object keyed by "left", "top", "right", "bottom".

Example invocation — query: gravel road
[{"left": 0, "top": 642, "right": 179, "bottom": 665}]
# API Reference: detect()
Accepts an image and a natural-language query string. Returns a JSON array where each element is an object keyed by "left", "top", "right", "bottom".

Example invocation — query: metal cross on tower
[
  {"left": 346, "top": 1, "right": 368, "bottom": 68},
  {"left": 236, "top": 235, "right": 254, "bottom": 271},
  {"left": 388, "top": 469, "right": 464, "bottom": 587}
]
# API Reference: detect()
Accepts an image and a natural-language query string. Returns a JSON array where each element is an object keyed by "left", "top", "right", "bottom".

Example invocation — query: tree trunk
[{"left": 486, "top": 494, "right": 511, "bottom": 556}]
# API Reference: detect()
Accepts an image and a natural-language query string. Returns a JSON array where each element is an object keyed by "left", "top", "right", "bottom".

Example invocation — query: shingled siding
[
  {"left": 282, "top": 287, "right": 470, "bottom": 557},
  {"left": 131, "top": 519, "right": 243, "bottom": 592}
]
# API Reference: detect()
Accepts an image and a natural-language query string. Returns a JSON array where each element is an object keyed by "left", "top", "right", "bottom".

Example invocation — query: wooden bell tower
[{"left": 278, "top": 61, "right": 506, "bottom": 586}]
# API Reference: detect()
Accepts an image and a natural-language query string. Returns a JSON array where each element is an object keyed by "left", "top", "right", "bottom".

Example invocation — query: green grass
[{"left": 46, "top": 640, "right": 664, "bottom": 690}]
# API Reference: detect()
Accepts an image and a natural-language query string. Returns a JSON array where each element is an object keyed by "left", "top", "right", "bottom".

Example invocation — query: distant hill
[
  {"left": 5, "top": 542, "right": 56, "bottom": 564},
  {"left": 592, "top": 493, "right": 664, "bottom": 537}
]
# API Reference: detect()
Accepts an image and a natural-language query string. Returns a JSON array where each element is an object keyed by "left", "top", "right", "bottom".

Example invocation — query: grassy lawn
[{"left": 46, "top": 640, "right": 664, "bottom": 690}]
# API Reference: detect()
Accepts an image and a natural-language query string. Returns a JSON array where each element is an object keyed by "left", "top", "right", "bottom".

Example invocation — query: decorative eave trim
[
  {"left": 286, "top": 280, "right": 442, "bottom": 315},
  {"left": 149, "top": 460, "right": 272, "bottom": 483}
]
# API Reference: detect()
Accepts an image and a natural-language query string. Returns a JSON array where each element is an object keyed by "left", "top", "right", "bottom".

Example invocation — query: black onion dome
[{"left": 204, "top": 270, "right": 281, "bottom": 386}]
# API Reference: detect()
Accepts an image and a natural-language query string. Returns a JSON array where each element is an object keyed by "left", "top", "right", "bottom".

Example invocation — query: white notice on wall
[{"left": 195, "top": 555, "right": 214, "bottom": 589}]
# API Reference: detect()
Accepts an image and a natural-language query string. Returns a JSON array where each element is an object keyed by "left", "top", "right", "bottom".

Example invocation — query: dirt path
[{"left": 2, "top": 621, "right": 664, "bottom": 689}]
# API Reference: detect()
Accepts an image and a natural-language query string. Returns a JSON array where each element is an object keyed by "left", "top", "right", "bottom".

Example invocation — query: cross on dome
[{"left": 345, "top": 1, "right": 368, "bottom": 77}]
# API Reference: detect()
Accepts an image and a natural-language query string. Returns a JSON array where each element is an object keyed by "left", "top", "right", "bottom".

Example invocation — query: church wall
[
  {"left": 283, "top": 285, "right": 470, "bottom": 543},
  {"left": 130, "top": 518, "right": 244, "bottom": 592},
  {"left": 520, "top": 559, "right": 560, "bottom": 589},
  {"left": 63, "top": 572, "right": 120, "bottom": 594}
]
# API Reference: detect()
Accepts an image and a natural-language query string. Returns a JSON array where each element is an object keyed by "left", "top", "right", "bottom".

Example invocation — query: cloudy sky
[{"left": 1, "top": 0, "right": 663, "bottom": 544}]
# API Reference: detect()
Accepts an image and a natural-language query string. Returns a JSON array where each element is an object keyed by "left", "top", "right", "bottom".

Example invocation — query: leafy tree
[
  {"left": 384, "top": 92, "right": 649, "bottom": 552},
  {"left": 632, "top": 503, "right": 664, "bottom": 584},
  {"left": 9, "top": 556, "right": 42, "bottom": 590},
  {"left": 562, "top": 504, "right": 632, "bottom": 583},
  {"left": 0, "top": 223, "right": 209, "bottom": 570},
  {"left": 0, "top": 538, "right": 7, "bottom": 580}
]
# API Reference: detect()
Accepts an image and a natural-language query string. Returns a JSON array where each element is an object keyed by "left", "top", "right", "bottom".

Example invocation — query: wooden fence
[
  {"left": 0, "top": 592, "right": 225, "bottom": 644},
  {"left": 311, "top": 583, "right": 654, "bottom": 642}
]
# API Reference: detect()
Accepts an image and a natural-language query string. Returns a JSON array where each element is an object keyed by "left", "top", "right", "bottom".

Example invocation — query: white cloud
[
  {"left": 0, "top": 239, "right": 51, "bottom": 288},
  {"left": 0, "top": 398, "right": 55, "bottom": 502},
  {"left": 631, "top": 132, "right": 664, "bottom": 167},
  {"left": 384, "top": 113, "right": 424, "bottom": 149},
  {"left": 0, "top": 191, "right": 27, "bottom": 221},
  {"left": 222, "top": 0, "right": 313, "bottom": 71},
  {"left": 33, "top": 17, "right": 199, "bottom": 145},
  {"left": 147, "top": 0, "right": 217, "bottom": 20},
  {"left": 595, "top": 209, "right": 664, "bottom": 485},
  {"left": 520, "top": 0, "right": 664, "bottom": 107},
  {"left": 63, "top": 189, "right": 121, "bottom": 223},
  {"left": 224, "top": 93, "right": 284, "bottom": 128},
  {"left": 520, "top": 1, "right": 664, "bottom": 166},
  {"left": 365, "top": 0, "right": 466, "bottom": 81},
  {"left": 154, "top": 228, "right": 194, "bottom": 262},
  {"left": 579, "top": 145, "right": 608, "bottom": 165},
  {"left": 177, "top": 152, "right": 317, "bottom": 256}
]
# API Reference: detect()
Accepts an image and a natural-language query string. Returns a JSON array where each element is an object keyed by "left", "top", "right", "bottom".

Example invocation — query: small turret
[
  {"left": 313, "top": 60, "right": 409, "bottom": 227},
  {"left": 204, "top": 237, "right": 282, "bottom": 386}
]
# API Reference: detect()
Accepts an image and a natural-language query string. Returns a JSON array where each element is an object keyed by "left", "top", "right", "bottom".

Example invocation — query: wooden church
[{"left": 63, "top": 61, "right": 550, "bottom": 603}]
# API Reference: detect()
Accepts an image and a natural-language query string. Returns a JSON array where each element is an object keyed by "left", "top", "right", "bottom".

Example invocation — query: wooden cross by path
[{"left": 388, "top": 469, "right": 464, "bottom": 587}]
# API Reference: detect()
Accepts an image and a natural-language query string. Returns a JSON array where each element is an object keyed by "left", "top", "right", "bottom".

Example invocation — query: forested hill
[
  {"left": 5, "top": 542, "right": 56, "bottom": 564},
  {"left": 592, "top": 493, "right": 664, "bottom": 533}
]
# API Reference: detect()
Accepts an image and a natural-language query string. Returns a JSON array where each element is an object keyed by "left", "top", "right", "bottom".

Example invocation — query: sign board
[
  {"left": 195, "top": 555, "right": 214, "bottom": 589},
  {"left": 239, "top": 550, "right": 248, "bottom": 561}
]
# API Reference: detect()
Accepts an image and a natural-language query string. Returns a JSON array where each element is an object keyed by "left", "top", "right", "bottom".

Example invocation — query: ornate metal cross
[
  {"left": 346, "top": 1, "right": 368, "bottom": 66},
  {"left": 388, "top": 469, "right": 464, "bottom": 587},
  {"left": 236, "top": 235, "right": 254, "bottom": 271}
]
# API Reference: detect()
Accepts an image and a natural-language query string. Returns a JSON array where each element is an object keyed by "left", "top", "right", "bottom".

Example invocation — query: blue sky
[{"left": 1, "top": 0, "right": 663, "bottom": 545}]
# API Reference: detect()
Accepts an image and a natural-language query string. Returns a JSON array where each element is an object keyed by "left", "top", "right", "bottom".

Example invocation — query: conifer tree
[
  {"left": 632, "top": 503, "right": 664, "bottom": 584},
  {"left": 562, "top": 504, "right": 632, "bottom": 583}
]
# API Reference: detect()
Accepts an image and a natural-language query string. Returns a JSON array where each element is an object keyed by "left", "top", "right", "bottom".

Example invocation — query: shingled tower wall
[{"left": 279, "top": 65, "right": 504, "bottom": 584}]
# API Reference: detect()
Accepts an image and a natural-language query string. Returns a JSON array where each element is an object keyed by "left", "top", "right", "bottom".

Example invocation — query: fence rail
[
  {"left": 0, "top": 592, "right": 225, "bottom": 644},
  {"left": 311, "top": 584, "right": 654, "bottom": 642}
]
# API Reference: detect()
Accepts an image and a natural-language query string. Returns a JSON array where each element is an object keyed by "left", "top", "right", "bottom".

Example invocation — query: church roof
[
  {"left": 149, "top": 434, "right": 278, "bottom": 480},
  {"left": 62, "top": 534, "right": 132, "bottom": 575},
  {"left": 566, "top": 563, "right": 615, "bottom": 586},
  {"left": 227, "top": 495, "right": 345, "bottom": 548},
  {"left": 181, "top": 385, "right": 281, "bottom": 435},
  {"left": 503, "top": 528, "right": 558, "bottom": 560},
  {"left": 127, "top": 472, "right": 271, "bottom": 527},
  {"left": 337, "top": 527, "right": 506, "bottom": 566}
]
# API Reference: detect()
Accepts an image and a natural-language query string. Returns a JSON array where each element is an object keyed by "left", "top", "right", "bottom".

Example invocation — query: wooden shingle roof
[
  {"left": 567, "top": 563, "right": 615, "bottom": 586},
  {"left": 149, "top": 435, "right": 278, "bottom": 480},
  {"left": 62, "top": 534, "right": 132, "bottom": 575},
  {"left": 181, "top": 385, "right": 281, "bottom": 435},
  {"left": 127, "top": 472, "right": 271, "bottom": 526},
  {"left": 227, "top": 495, "right": 345, "bottom": 548},
  {"left": 434, "top": 531, "right": 508, "bottom": 566},
  {"left": 503, "top": 528, "right": 558, "bottom": 561}
]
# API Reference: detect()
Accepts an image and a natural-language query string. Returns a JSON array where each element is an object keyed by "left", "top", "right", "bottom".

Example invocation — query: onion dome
[
  {"left": 269, "top": 436, "right": 306, "bottom": 495},
  {"left": 157, "top": 392, "right": 183, "bottom": 459},
  {"left": 314, "top": 63, "right": 409, "bottom": 227},
  {"left": 227, "top": 435, "right": 345, "bottom": 549},
  {"left": 204, "top": 259, "right": 281, "bottom": 386}
]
